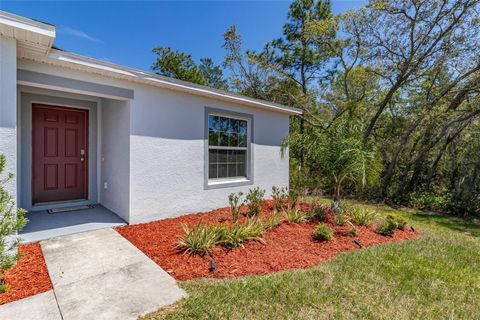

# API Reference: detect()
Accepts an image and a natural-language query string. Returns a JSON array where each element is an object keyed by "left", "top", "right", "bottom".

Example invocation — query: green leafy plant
[
  {"left": 376, "top": 217, "right": 398, "bottom": 236},
  {"left": 228, "top": 192, "right": 244, "bottom": 222},
  {"left": 284, "top": 207, "right": 309, "bottom": 224},
  {"left": 245, "top": 187, "right": 265, "bottom": 217},
  {"left": 177, "top": 222, "right": 221, "bottom": 255},
  {"left": 310, "top": 202, "right": 329, "bottom": 221},
  {"left": 333, "top": 213, "right": 347, "bottom": 226},
  {"left": 263, "top": 210, "right": 284, "bottom": 230},
  {"left": 408, "top": 192, "right": 452, "bottom": 212},
  {"left": 312, "top": 224, "right": 334, "bottom": 241},
  {"left": 387, "top": 214, "right": 407, "bottom": 230},
  {"left": 271, "top": 186, "right": 289, "bottom": 211},
  {"left": 346, "top": 205, "right": 378, "bottom": 227},
  {"left": 0, "top": 280, "right": 10, "bottom": 294},
  {"left": 218, "top": 219, "right": 265, "bottom": 248},
  {"left": 0, "top": 154, "right": 28, "bottom": 275},
  {"left": 288, "top": 189, "right": 300, "bottom": 209}
]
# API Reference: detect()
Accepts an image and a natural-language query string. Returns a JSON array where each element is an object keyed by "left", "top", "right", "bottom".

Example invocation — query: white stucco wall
[
  {"left": 0, "top": 36, "right": 17, "bottom": 200},
  {"left": 129, "top": 86, "right": 290, "bottom": 223},
  {"left": 100, "top": 98, "right": 130, "bottom": 222},
  {"left": 17, "top": 59, "right": 290, "bottom": 223}
]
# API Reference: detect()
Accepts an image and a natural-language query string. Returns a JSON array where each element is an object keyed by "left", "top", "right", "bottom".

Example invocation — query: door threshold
[
  {"left": 47, "top": 205, "right": 95, "bottom": 214},
  {"left": 31, "top": 199, "right": 93, "bottom": 212}
]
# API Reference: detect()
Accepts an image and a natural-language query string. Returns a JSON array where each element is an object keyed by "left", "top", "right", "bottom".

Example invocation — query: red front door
[{"left": 32, "top": 104, "right": 88, "bottom": 204}]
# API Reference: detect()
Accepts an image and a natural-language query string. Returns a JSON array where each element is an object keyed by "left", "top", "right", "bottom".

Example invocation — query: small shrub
[
  {"left": 263, "top": 210, "right": 284, "bottom": 230},
  {"left": 228, "top": 192, "right": 244, "bottom": 222},
  {"left": 387, "top": 214, "right": 407, "bottom": 230},
  {"left": 0, "top": 154, "right": 28, "bottom": 274},
  {"left": 177, "top": 222, "right": 221, "bottom": 255},
  {"left": 312, "top": 224, "right": 334, "bottom": 241},
  {"left": 0, "top": 280, "right": 9, "bottom": 293},
  {"left": 333, "top": 213, "right": 347, "bottom": 226},
  {"left": 408, "top": 192, "right": 452, "bottom": 211},
  {"left": 219, "top": 219, "right": 265, "bottom": 248},
  {"left": 310, "top": 202, "right": 329, "bottom": 221},
  {"left": 271, "top": 186, "right": 289, "bottom": 211},
  {"left": 245, "top": 187, "right": 266, "bottom": 217},
  {"left": 376, "top": 217, "right": 398, "bottom": 236},
  {"left": 288, "top": 189, "right": 300, "bottom": 209},
  {"left": 347, "top": 205, "right": 378, "bottom": 227},
  {"left": 284, "top": 207, "right": 309, "bottom": 224}
]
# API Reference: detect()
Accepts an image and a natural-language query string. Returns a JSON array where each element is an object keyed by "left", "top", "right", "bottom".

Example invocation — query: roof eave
[{"left": 46, "top": 49, "right": 302, "bottom": 115}]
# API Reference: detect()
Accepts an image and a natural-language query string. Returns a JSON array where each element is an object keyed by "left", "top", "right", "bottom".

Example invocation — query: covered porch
[
  {"left": 15, "top": 68, "right": 134, "bottom": 241},
  {"left": 19, "top": 205, "right": 126, "bottom": 243}
]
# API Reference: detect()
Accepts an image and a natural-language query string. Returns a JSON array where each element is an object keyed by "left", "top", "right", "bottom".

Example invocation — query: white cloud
[{"left": 59, "top": 26, "right": 102, "bottom": 43}]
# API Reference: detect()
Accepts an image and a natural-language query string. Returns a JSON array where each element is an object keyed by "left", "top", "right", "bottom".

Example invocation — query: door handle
[{"left": 81, "top": 158, "right": 85, "bottom": 162}]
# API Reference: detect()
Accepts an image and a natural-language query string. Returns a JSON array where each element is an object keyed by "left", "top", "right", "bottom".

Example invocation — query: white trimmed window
[{"left": 207, "top": 113, "right": 249, "bottom": 180}]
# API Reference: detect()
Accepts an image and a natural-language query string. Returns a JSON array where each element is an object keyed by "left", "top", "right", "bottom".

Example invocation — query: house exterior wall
[
  {"left": 18, "top": 90, "right": 99, "bottom": 211},
  {"left": 100, "top": 98, "right": 130, "bottom": 222},
  {"left": 129, "top": 86, "right": 289, "bottom": 223},
  {"left": 17, "top": 59, "right": 290, "bottom": 223},
  {"left": 0, "top": 36, "right": 17, "bottom": 200}
]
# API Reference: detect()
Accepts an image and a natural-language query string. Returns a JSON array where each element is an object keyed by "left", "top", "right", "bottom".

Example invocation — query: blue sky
[{"left": 0, "top": 1, "right": 366, "bottom": 72}]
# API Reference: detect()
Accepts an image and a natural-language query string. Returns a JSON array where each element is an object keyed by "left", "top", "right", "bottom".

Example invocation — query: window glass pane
[
  {"left": 237, "top": 162, "right": 246, "bottom": 177},
  {"left": 227, "top": 150, "right": 236, "bottom": 162},
  {"left": 219, "top": 132, "right": 229, "bottom": 146},
  {"left": 229, "top": 119, "right": 239, "bottom": 134},
  {"left": 218, "top": 163, "right": 228, "bottom": 178},
  {"left": 239, "top": 120, "right": 247, "bottom": 135},
  {"left": 209, "top": 130, "right": 219, "bottom": 146},
  {"left": 229, "top": 133, "right": 239, "bottom": 147},
  {"left": 218, "top": 149, "right": 228, "bottom": 163},
  {"left": 209, "top": 163, "right": 217, "bottom": 179},
  {"left": 208, "top": 114, "right": 249, "bottom": 180},
  {"left": 209, "top": 149, "right": 218, "bottom": 163},
  {"left": 208, "top": 115, "right": 220, "bottom": 132},
  {"left": 227, "top": 164, "right": 237, "bottom": 177},
  {"left": 219, "top": 117, "right": 229, "bottom": 132},
  {"left": 238, "top": 134, "right": 247, "bottom": 147},
  {"left": 236, "top": 150, "right": 246, "bottom": 162}
]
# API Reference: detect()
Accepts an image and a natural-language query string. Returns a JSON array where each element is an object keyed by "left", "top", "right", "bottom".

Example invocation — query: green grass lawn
[{"left": 143, "top": 199, "right": 480, "bottom": 320}]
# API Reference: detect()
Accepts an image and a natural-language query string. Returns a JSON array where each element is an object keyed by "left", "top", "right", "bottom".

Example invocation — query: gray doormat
[{"left": 47, "top": 205, "right": 95, "bottom": 214}]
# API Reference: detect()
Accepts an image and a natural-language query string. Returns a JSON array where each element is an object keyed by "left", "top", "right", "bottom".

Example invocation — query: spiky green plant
[
  {"left": 0, "top": 154, "right": 28, "bottom": 278},
  {"left": 284, "top": 207, "right": 309, "bottom": 224},
  {"left": 263, "top": 210, "right": 284, "bottom": 230},
  {"left": 177, "top": 222, "right": 223, "bottom": 255}
]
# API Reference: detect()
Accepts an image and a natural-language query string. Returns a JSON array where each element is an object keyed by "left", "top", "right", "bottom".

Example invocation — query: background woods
[{"left": 152, "top": 0, "right": 480, "bottom": 215}]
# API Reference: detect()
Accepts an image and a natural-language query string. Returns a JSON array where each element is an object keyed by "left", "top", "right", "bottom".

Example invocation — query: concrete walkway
[{"left": 0, "top": 228, "right": 186, "bottom": 320}]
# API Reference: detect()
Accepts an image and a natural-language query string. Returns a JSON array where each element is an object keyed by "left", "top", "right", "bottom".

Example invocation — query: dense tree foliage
[
  {"left": 152, "top": 0, "right": 480, "bottom": 214},
  {"left": 152, "top": 47, "right": 228, "bottom": 89}
]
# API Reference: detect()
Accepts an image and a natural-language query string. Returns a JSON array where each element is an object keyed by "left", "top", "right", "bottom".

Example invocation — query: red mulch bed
[
  {"left": 0, "top": 243, "right": 52, "bottom": 305},
  {"left": 116, "top": 201, "right": 420, "bottom": 281}
]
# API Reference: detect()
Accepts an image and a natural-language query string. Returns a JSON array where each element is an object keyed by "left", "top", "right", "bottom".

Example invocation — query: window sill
[{"left": 205, "top": 177, "right": 253, "bottom": 190}]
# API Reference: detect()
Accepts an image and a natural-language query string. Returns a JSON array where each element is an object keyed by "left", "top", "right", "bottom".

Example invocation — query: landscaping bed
[
  {"left": 117, "top": 200, "right": 420, "bottom": 280},
  {"left": 0, "top": 242, "right": 52, "bottom": 305}
]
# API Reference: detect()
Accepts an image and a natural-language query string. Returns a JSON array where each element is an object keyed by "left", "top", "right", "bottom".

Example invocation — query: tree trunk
[
  {"left": 332, "top": 175, "right": 342, "bottom": 215},
  {"left": 380, "top": 117, "right": 423, "bottom": 197}
]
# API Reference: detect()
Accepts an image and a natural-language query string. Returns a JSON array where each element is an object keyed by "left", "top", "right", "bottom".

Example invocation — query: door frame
[{"left": 32, "top": 103, "right": 89, "bottom": 205}]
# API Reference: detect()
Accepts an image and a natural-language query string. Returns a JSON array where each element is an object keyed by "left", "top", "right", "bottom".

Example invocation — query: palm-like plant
[{"left": 286, "top": 119, "right": 381, "bottom": 215}]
